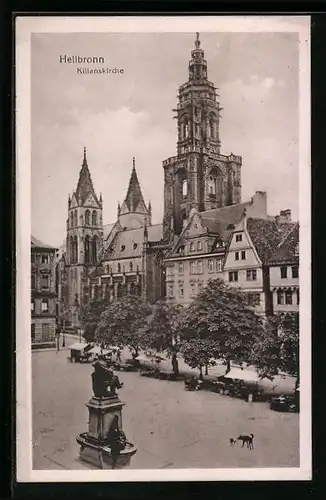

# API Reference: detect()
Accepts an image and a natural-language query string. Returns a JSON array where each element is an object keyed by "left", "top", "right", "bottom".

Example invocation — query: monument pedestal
[{"left": 76, "top": 395, "right": 137, "bottom": 469}]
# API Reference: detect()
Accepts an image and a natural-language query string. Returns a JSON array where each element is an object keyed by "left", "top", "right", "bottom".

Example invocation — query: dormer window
[
  {"left": 236, "top": 234, "right": 242, "bottom": 242},
  {"left": 197, "top": 241, "right": 203, "bottom": 251},
  {"left": 190, "top": 242, "right": 194, "bottom": 252}
]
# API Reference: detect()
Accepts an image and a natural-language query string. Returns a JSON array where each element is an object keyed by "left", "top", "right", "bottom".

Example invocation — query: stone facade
[
  {"left": 31, "top": 237, "right": 57, "bottom": 343},
  {"left": 163, "top": 34, "right": 241, "bottom": 239}
]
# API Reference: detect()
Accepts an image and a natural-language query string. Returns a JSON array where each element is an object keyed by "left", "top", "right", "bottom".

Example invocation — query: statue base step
[{"left": 76, "top": 432, "right": 137, "bottom": 469}]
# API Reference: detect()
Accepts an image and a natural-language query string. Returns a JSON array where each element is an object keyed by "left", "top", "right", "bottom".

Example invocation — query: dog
[
  {"left": 237, "top": 433, "right": 254, "bottom": 449},
  {"left": 229, "top": 437, "right": 237, "bottom": 447}
]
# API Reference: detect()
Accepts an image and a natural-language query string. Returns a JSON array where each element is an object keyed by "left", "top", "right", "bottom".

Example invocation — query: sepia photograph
[{"left": 16, "top": 16, "right": 311, "bottom": 482}]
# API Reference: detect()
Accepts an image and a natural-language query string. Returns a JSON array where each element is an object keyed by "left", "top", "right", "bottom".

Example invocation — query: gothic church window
[
  {"left": 129, "top": 261, "right": 133, "bottom": 272},
  {"left": 80, "top": 215, "right": 84, "bottom": 226},
  {"left": 74, "top": 210, "right": 78, "bottom": 227},
  {"left": 117, "top": 263, "right": 121, "bottom": 273},
  {"left": 74, "top": 236, "right": 78, "bottom": 264},
  {"left": 208, "top": 176, "right": 216, "bottom": 195},
  {"left": 85, "top": 210, "right": 90, "bottom": 225},
  {"left": 70, "top": 212, "right": 74, "bottom": 228},
  {"left": 84, "top": 236, "right": 90, "bottom": 263},
  {"left": 92, "top": 236, "right": 98, "bottom": 263},
  {"left": 182, "top": 179, "right": 188, "bottom": 198},
  {"left": 92, "top": 210, "right": 97, "bottom": 226}
]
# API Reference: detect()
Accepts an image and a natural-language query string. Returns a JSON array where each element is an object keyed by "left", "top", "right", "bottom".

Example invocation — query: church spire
[
  {"left": 118, "top": 158, "right": 150, "bottom": 229},
  {"left": 75, "top": 147, "right": 99, "bottom": 206},
  {"left": 123, "top": 157, "right": 147, "bottom": 213}
]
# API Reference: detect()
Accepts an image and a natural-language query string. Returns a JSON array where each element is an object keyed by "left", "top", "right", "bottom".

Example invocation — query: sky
[{"left": 31, "top": 31, "right": 299, "bottom": 247}]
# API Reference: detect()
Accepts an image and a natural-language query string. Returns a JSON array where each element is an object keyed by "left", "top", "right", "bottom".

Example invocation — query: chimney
[{"left": 279, "top": 209, "right": 291, "bottom": 223}]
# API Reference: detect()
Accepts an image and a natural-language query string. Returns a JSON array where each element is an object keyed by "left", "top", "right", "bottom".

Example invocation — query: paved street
[{"left": 32, "top": 349, "right": 299, "bottom": 470}]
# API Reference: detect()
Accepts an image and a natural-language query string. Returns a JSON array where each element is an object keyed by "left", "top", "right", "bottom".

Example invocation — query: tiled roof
[
  {"left": 246, "top": 218, "right": 296, "bottom": 264},
  {"left": 31, "top": 236, "right": 56, "bottom": 250},
  {"left": 103, "top": 224, "right": 163, "bottom": 260},
  {"left": 103, "top": 223, "right": 115, "bottom": 240},
  {"left": 200, "top": 202, "right": 250, "bottom": 241},
  {"left": 268, "top": 223, "right": 299, "bottom": 264}
]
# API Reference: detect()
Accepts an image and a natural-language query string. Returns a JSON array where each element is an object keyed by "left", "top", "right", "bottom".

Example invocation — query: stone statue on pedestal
[
  {"left": 91, "top": 357, "right": 123, "bottom": 398},
  {"left": 76, "top": 355, "right": 137, "bottom": 469}
]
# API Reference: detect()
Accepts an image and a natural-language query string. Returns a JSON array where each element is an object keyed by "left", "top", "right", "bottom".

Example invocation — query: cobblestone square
[{"left": 32, "top": 349, "right": 299, "bottom": 470}]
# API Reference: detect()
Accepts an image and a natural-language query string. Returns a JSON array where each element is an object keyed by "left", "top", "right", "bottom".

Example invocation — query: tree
[
  {"left": 80, "top": 297, "right": 108, "bottom": 343},
  {"left": 95, "top": 296, "right": 152, "bottom": 358},
  {"left": 180, "top": 338, "right": 221, "bottom": 379},
  {"left": 177, "top": 278, "right": 263, "bottom": 368},
  {"left": 250, "top": 312, "right": 299, "bottom": 380},
  {"left": 144, "top": 301, "right": 184, "bottom": 375}
]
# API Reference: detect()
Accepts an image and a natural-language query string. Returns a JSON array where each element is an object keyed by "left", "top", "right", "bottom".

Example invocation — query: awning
[
  {"left": 69, "top": 342, "right": 88, "bottom": 351},
  {"left": 88, "top": 346, "right": 112, "bottom": 355},
  {"left": 224, "top": 367, "right": 260, "bottom": 382}
]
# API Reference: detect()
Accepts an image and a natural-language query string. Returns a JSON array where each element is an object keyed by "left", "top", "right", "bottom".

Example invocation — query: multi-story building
[
  {"left": 267, "top": 222, "right": 299, "bottom": 314},
  {"left": 31, "top": 236, "right": 57, "bottom": 343}
]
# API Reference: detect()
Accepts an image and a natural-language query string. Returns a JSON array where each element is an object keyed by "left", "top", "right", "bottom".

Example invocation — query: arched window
[
  {"left": 209, "top": 118, "right": 215, "bottom": 139},
  {"left": 208, "top": 175, "right": 216, "bottom": 195},
  {"left": 116, "top": 282, "right": 121, "bottom": 298},
  {"left": 74, "top": 236, "right": 78, "bottom": 264},
  {"left": 129, "top": 261, "right": 133, "bottom": 272},
  {"left": 117, "top": 263, "right": 121, "bottom": 273},
  {"left": 92, "top": 210, "right": 97, "bottom": 226},
  {"left": 92, "top": 236, "right": 98, "bottom": 263},
  {"left": 79, "top": 214, "right": 84, "bottom": 226},
  {"left": 74, "top": 210, "right": 78, "bottom": 227},
  {"left": 84, "top": 236, "right": 90, "bottom": 264},
  {"left": 85, "top": 210, "right": 90, "bottom": 225},
  {"left": 184, "top": 121, "right": 189, "bottom": 138},
  {"left": 70, "top": 236, "right": 74, "bottom": 263},
  {"left": 70, "top": 212, "right": 74, "bottom": 228},
  {"left": 182, "top": 179, "right": 188, "bottom": 198}
]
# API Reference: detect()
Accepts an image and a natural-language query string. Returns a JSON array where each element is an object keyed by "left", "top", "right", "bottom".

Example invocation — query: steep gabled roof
[
  {"left": 103, "top": 224, "right": 163, "bottom": 260},
  {"left": 200, "top": 202, "right": 251, "bottom": 241},
  {"left": 75, "top": 147, "right": 100, "bottom": 206},
  {"left": 268, "top": 223, "right": 299, "bottom": 265},
  {"left": 246, "top": 218, "right": 296, "bottom": 264},
  {"left": 31, "top": 236, "right": 57, "bottom": 250},
  {"left": 120, "top": 158, "right": 148, "bottom": 214}
]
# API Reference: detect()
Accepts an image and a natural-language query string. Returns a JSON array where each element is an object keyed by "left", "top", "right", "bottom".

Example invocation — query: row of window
[
  {"left": 31, "top": 323, "right": 53, "bottom": 342},
  {"left": 69, "top": 235, "right": 98, "bottom": 264},
  {"left": 105, "top": 262, "right": 140, "bottom": 274},
  {"left": 189, "top": 241, "right": 203, "bottom": 252},
  {"left": 235, "top": 250, "right": 247, "bottom": 261},
  {"left": 69, "top": 209, "right": 98, "bottom": 228},
  {"left": 31, "top": 298, "right": 50, "bottom": 312},
  {"left": 31, "top": 253, "right": 51, "bottom": 264},
  {"left": 276, "top": 289, "right": 299, "bottom": 305},
  {"left": 280, "top": 266, "right": 299, "bottom": 279},
  {"left": 228, "top": 269, "right": 258, "bottom": 282},
  {"left": 31, "top": 274, "right": 50, "bottom": 289}
]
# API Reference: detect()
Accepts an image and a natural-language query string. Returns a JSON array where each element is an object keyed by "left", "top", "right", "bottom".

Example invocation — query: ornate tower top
[
  {"left": 189, "top": 32, "right": 207, "bottom": 81},
  {"left": 118, "top": 158, "right": 151, "bottom": 229},
  {"left": 73, "top": 147, "right": 101, "bottom": 207}
]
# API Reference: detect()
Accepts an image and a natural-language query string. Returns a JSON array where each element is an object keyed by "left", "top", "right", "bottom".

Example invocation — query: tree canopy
[
  {"left": 80, "top": 297, "right": 108, "bottom": 342},
  {"left": 95, "top": 295, "right": 152, "bottom": 357},
  {"left": 177, "top": 278, "right": 263, "bottom": 366},
  {"left": 250, "top": 312, "right": 299, "bottom": 380}
]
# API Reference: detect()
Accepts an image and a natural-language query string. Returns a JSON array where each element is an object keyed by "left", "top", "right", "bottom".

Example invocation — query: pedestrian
[{"left": 116, "top": 349, "right": 121, "bottom": 363}]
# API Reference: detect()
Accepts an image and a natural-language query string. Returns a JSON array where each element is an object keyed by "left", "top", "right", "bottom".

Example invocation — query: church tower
[
  {"left": 66, "top": 147, "right": 103, "bottom": 326},
  {"left": 163, "top": 33, "right": 242, "bottom": 238},
  {"left": 117, "top": 157, "right": 152, "bottom": 230}
]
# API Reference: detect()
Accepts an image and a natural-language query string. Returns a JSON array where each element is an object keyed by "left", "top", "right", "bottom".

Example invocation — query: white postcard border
[{"left": 16, "top": 15, "right": 311, "bottom": 482}]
